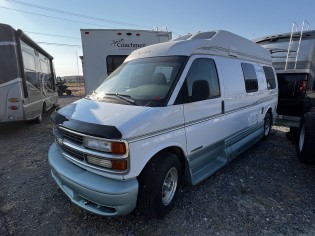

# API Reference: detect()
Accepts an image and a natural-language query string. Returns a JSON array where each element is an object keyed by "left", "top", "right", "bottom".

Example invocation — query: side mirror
[{"left": 191, "top": 80, "right": 210, "bottom": 102}]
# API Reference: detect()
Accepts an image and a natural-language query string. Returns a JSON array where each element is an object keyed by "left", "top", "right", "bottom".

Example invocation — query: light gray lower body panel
[{"left": 48, "top": 143, "right": 138, "bottom": 216}]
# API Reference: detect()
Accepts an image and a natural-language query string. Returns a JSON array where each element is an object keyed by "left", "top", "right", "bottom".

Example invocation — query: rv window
[
  {"left": 180, "top": 58, "right": 220, "bottom": 103},
  {"left": 22, "top": 51, "right": 38, "bottom": 87},
  {"left": 22, "top": 51, "right": 36, "bottom": 71},
  {"left": 106, "top": 55, "right": 128, "bottom": 75},
  {"left": 0, "top": 46, "right": 19, "bottom": 84},
  {"left": 263, "top": 66, "right": 276, "bottom": 89},
  {"left": 241, "top": 63, "right": 258, "bottom": 93}
]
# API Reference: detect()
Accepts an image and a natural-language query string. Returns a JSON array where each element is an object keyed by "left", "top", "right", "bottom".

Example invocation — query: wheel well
[
  {"left": 267, "top": 107, "right": 272, "bottom": 123},
  {"left": 140, "top": 146, "right": 186, "bottom": 178}
]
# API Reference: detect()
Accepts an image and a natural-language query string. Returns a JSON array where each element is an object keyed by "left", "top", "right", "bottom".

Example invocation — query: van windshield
[{"left": 94, "top": 56, "right": 187, "bottom": 106}]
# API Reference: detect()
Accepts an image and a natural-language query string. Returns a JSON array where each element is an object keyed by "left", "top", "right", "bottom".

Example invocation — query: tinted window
[
  {"left": 241, "top": 63, "right": 258, "bottom": 93},
  {"left": 0, "top": 45, "right": 19, "bottom": 84},
  {"left": 106, "top": 55, "right": 128, "bottom": 75},
  {"left": 263, "top": 66, "right": 276, "bottom": 89},
  {"left": 179, "top": 58, "right": 220, "bottom": 103}
]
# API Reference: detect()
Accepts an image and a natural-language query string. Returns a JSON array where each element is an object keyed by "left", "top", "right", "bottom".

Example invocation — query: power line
[
  {"left": 3, "top": 0, "right": 152, "bottom": 29},
  {"left": 0, "top": 6, "right": 119, "bottom": 28},
  {"left": 36, "top": 41, "right": 81, "bottom": 48},
  {"left": 25, "top": 31, "right": 81, "bottom": 40}
]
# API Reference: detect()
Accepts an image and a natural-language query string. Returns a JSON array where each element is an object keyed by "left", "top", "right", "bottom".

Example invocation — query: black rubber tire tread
[
  {"left": 296, "top": 112, "right": 315, "bottom": 164},
  {"left": 263, "top": 112, "right": 272, "bottom": 140},
  {"left": 137, "top": 152, "right": 181, "bottom": 219},
  {"left": 32, "top": 103, "right": 45, "bottom": 124}
]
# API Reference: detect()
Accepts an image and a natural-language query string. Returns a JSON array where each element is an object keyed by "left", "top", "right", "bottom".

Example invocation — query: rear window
[
  {"left": 241, "top": 63, "right": 258, "bottom": 93},
  {"left": 263, "top": 66, "right": 276, "bottom": 89},
  {"left": 106, "top": 55, "right": 128, "bottom": 75}
]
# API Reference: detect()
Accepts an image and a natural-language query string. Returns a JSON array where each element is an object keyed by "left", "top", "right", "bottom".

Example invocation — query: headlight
[{"left": 83, "top": 137, "right": 127, "bottom": 155}]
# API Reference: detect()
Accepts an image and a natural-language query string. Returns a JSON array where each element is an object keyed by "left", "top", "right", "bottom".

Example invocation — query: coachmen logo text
[{"left": 111, "top": 39, "right": 146, "bottom": 49}]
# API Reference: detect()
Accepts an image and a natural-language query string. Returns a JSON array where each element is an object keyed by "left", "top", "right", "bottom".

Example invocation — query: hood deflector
[{"left": 51, "top": 111, "right": 122, "bottom": 139}]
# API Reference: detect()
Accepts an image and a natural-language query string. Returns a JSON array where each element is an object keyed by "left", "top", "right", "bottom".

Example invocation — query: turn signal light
[
  {"left": 8, "top": 98, "right": 19, "bottom": 102},
  {"left": 112, "top": 142, "right": 127, "bottom": 155},
  {"left": 112, "top": 160, "right": 127, "bottom": 171}
]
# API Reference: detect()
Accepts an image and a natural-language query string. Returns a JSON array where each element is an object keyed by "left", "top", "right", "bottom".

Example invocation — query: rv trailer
[
  {"left": 254, "top": 23, "right": 315, "bottom": 164},
  {"left": 0, "top": 23, "right": 58, "bottom": 123},
  {"left": 80, "top": 29, "right": 172, "bottom": 95}
]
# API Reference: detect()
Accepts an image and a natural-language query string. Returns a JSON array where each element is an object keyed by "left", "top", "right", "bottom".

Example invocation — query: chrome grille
[
  {"left": 52, "top": 125, "right": 128, "bottom": 174},
  {"left": 57, "top": 127, "right": 83, "bottom": 144},
  {"left": 62, "top": 145, "right": 85, "bottom": 162}
]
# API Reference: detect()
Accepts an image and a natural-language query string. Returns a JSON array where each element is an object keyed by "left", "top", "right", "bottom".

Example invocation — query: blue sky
[{"left": 0, "top": 0, "right": 314, "bottom": 76}]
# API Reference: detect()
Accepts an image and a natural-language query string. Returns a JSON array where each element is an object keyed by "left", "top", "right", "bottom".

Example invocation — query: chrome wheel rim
[
  {"left": 299, "top": 123, "right": 305, "bottom": 151},
  {"left": 162, "top": 167, "right": 178, "bottom": 206},
  {"left": 264, "top": 117, "right": 271, "bottom": 136}
]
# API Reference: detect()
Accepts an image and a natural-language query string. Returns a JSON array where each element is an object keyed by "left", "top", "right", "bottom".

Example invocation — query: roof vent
[{"left": 190, "top": 31, "right": 216, "bottom": 40}]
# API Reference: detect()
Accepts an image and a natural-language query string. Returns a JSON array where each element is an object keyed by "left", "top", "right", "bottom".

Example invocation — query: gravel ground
[{"left": 1, "top": 96, "right": 315, "bottom": 236}]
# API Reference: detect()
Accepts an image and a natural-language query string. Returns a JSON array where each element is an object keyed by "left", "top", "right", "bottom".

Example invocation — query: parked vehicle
[
  {"left": 80, "top": 28, "right": 172, "bottom": 95},
  {"left": 255, "top": 22, "right": 315, "bottom": 164},
  {"left": 0, "top": 23, "right": 58, "bottom": 123},
  {"left": 48, "top": 30, "right": 278, "bottom": 218},
  {"left": 56, "top": 77, "right": 72, "bottom": 96}
]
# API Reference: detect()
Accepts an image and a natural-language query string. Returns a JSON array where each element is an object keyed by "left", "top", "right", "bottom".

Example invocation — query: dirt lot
[{"left": 1, "top": 96, "right": 315, "bottom": 236}]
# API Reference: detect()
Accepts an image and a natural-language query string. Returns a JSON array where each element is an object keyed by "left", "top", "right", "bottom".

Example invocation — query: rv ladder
[{"left": 285, "top": 20, "right": 310, "bottom": 71}]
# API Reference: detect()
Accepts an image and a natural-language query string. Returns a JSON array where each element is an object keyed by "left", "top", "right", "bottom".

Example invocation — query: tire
[
  {"left": 57, "top": 89, "right": 63, "bottom": 96},
  {"left": 33, "top": 103, "right": 45, "bottom": 124},
  {"left": 137, "top": 152, "right": 181, "bottom": 219},
  {"left": 263, "top": 112, "right": 272, "bottom": 139},
  {"left": 66, "top": 90, "right": 72, "bottom": 96},
  {"left": 296, "top": 112, "right": 315, "bottom": 164},
  {"left": 286, "top": 126, "right": 298, "bottom": 142}
]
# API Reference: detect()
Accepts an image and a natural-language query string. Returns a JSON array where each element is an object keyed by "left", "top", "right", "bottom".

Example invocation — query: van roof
[{"left": 126, "top": 30, "right": 272, "bottom": 65}]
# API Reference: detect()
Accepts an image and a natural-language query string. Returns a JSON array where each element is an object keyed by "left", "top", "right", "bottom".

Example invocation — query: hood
[{"left": 51, "top": 98, "right": 150, "bottom": 139}]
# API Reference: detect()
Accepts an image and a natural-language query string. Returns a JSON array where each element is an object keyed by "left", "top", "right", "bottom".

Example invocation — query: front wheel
[
  {"left": 137, "top": 152, "right": 181, "bottom": 219},
  {"left": 296, "top": 112, "right": 315, "bottom": 164}
]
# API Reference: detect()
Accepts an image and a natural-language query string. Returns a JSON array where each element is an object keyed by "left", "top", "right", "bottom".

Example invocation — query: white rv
[
  {"left": 80, "top": 29, "right": 172, "bottom": 95},
  {"left": 48, "top": 30, "right": 278, "bottom": 218},
  {"left": 0, "top": 24, "right": 58, "bottom": 123}
]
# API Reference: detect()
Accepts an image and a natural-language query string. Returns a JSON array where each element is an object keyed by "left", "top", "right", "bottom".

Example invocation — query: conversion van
[
  {"left": 48, "top": 30, "right": 278, "bottom": 218},
  {"left": 0, "top": 23, "right": 58, "bottom": 123},
  {"left": 255, "top": 23, "right": 315, "bottom": 164},
  {"left": 80, "top": 29, "right": 172, "bottom": 95}
]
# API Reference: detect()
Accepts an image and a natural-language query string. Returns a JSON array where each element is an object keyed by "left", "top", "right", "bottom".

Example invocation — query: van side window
[
  {"left": 177, "top": 58, "right": 220, "bottom": 103},
  {"left": 241, "top": 63, "right": 258, "bottom": 93},
  {"left": 263, "top": 66, "right": 276, "bottom": 89}
]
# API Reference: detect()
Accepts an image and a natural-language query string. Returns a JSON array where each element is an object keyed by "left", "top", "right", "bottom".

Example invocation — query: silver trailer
[{"left": 0, "top": 23, "right": 58, "bottom": 123}]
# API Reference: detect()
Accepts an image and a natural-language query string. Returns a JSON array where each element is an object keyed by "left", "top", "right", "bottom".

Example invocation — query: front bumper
[{"left": 48, "top": 143, "right": 138, "bottom": 216}]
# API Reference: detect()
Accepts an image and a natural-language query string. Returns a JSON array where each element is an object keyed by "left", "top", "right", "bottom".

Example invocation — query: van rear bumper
[
  {"left": 48, "top": 143, "right": 138, "bottom": 216},
  {"left": 275, "top": 114, "right": 301, "bottom": 127}
]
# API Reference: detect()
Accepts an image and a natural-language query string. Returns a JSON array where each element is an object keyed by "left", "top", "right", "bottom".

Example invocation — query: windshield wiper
[{"left": 105, "top": 93, "right": 137, "bottom": 105}]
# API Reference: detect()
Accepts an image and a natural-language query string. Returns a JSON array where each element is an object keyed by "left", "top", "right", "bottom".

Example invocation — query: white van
[{"left": 48, "top": 30, "right": 278, "bottom": 218}]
